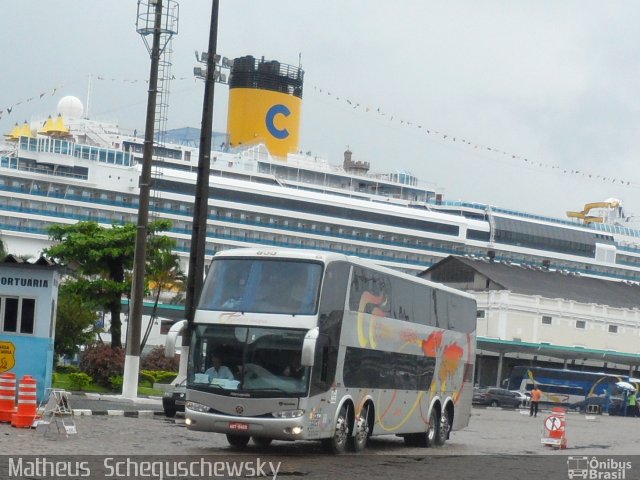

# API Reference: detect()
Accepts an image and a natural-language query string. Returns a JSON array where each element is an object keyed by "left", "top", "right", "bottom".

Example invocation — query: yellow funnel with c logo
[{"left": 227, "top": 56, "right": 304, "bottom": 158}]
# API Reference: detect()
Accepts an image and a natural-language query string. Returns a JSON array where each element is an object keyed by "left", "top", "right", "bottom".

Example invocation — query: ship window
[
  {"left": 541, "top": 315, "right": 552, "bottom": 325},
  {"left": 575, "top": 320, "right": 586, "bottom": 329},
  {"left": 608, "top": 325, "right": 618, "bottom": 334}
]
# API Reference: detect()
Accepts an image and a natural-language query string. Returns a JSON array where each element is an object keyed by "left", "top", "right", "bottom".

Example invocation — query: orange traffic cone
[
  {"left": 11, "top": 375, "right": 38, "bottom": 428},
  {"left": 0, "top": 372, "right": 17, "bottom": 423}
]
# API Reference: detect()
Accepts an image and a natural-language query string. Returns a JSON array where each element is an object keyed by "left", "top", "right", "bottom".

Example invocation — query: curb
[{"left": 71, "top": 409, "right": 165, "bottom": 418}]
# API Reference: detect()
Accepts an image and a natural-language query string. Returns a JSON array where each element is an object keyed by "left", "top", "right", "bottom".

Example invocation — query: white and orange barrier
[
  {"left": 0, "top": 372, "right": 17, "bottom": 423},
  {"left": 11, "top": 375, "right": 38, "bottom": 428}
]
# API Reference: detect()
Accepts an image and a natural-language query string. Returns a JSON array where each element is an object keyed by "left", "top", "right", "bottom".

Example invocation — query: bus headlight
[
  {"left": 272, "top": 409, "right": 305, "bottom": 419},
  {"left": 187, "top": 401, "right": 211, "bottom": 413}
]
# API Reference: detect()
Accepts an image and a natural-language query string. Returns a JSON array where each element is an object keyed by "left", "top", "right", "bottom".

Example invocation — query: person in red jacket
[{"left": 530, "top": 386, "right": 542, "bottom": 417}]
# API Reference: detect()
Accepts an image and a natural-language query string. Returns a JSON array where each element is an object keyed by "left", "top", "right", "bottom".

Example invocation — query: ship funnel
[{"left": 226, "top": 56, "right": 304, "bottom": 158}]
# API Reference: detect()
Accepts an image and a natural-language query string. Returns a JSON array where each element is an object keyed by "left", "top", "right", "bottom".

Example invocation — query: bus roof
[{"left": 214, "top": 248, "right": 476, "bottom": 301}]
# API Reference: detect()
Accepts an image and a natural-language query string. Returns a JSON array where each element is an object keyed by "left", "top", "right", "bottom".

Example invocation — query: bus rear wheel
[
  {"left": 323, "top": 403, "right": 351, "bottom": 454},
  {"left": 435, "top": 411, "right": 450, "bottom": 446},
  {"left": 226, "top": 434, "right": 250, "bottom": 448},
  {"left": 426, "top": 407, "right": 441, "bottom": 447},
  {"left": 349, "top": 403, "right": 371, "bottom": 453}
]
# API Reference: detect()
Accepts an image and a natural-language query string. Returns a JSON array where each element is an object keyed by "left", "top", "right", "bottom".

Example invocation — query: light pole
[{"left": 181, "top": 0, "right": 220, "bottom": 378}]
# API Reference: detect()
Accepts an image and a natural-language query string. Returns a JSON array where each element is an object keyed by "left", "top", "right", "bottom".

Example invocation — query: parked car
[
  {"left": 472, "top": 387, "right": 522, "bottom": 408},
  {"left": 162, "top": 379, "right": 186, "bottom": 418},
  {"left": 510, "top": 390, "right": 530, "bottom": 407}
]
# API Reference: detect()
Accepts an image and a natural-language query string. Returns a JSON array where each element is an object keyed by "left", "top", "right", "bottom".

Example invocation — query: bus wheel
[
  {"left": 435, "top": 412, "right": 450, "bottom": 446},
  {"left": 323, "top": 403, "right": 351, "bottom": 454},
  {"left": 252, "top": 437, "right": 273, "bottom": 448},
  {"left": 349, "top": 403, "right": 371, "bottom": 453},
  {"left": 426, "top": 407, "right": 440, "bottom": 447},
  {"left": 226, "top": 434, "right": 250, "bottom": 448}
]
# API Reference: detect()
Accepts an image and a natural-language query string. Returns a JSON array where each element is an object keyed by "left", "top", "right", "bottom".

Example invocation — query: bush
[
  {"left": 154, "top": 371, "right": 178, "bottom": 384},
  {"left": 109, "top": 375, "right": 123, "bottom": 391},
  {"left": 68, "top": 372, "right": 93, "bottom": 391},
  {"left": 141, "top": 346, "right": 179, "bottom": 372},
  {"left": 80, "top": 345, "right": 125, "bottom": 387},
  {"left": 138, "top": 370, "right": 156, "bottom": 387}
]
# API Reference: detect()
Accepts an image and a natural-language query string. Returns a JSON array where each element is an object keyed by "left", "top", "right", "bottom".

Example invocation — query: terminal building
[{"left": 421, "top": 256, "right": 640, "bottom": 387}]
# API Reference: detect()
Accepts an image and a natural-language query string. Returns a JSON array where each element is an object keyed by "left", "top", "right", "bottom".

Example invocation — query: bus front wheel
[
  {"left": 323, "top": 403, "right": 351, "bottom": 454},
  {"left": 226, "top": 434, "right": 250, "bottom": 449}
]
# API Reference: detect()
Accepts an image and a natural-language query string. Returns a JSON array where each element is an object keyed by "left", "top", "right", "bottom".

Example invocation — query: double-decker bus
[
  {"left": 183, "top": 248, "right": 476, "bottom": 453},
  {"left": 506, "top": 366, "right": 630, "bottom": 405}
]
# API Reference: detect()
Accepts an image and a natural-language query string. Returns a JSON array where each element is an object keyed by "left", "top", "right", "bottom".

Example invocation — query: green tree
[
  {"left": 0, "top": 238, "right": 6, "bottom": 261},
  {"left": 45, "top": 220, "right": 174, "bottom": 348},
  {"left": 141, "top": 249, "right": 185, "bottom": 350},
  {"left": 55, "top": 285, "right": 99, "bottom": 358}
]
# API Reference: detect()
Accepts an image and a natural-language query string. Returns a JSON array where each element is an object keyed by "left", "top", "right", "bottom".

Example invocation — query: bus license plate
[{"left": 229, "top": 422, "right": 249, "bottom": 431}]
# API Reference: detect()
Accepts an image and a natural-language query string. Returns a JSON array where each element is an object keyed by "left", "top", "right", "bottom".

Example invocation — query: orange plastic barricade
[
  {"left": 541, "top": 406, "right": 567, "bottom": 449},
  {"left": 11, "top": 375, "right": 38, "bottom": 428},
  {"left": 0, "top": 372, "right": 17, "bottom": 423}
]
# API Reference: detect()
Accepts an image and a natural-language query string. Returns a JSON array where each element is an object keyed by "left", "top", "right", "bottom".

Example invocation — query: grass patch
[
  {"left": 54, "top": 372, "right": 163, "bottom": 396},
  {"left": 54, "top": 372, "right": 109, "bottom": 393},
  {"left": 138, "top": 386, "right": 163, "bottom": 396}
]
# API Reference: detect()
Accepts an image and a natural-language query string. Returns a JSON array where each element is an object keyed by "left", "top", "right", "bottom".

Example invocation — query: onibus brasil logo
[{"left": 567, "top": 457, "right": 632, "bottom": 479}]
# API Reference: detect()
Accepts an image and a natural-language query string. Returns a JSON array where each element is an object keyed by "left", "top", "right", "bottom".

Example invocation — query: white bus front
[{"left": 185, "top": 255, "right": 324, "bottom": 444}]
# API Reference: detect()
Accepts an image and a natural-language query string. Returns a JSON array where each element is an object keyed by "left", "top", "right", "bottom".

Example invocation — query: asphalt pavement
[{"left": 2, "top": 404, "right": 640, "bottom": 479}]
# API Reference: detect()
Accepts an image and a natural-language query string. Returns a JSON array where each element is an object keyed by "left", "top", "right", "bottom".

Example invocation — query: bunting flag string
[
  {"left": 2, "top": 77, "right": 637, "bottom": 189},
  {"left": 0, "top": 74, "right": 195, "bottom": 123},
  {"left": 0, "top": 86, "right": 62, "bottom": 121},
  {"left": 310, "top": 84, "right": 637, "bottom": 188}
]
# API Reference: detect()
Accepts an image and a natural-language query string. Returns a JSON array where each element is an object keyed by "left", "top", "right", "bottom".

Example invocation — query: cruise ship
[{"left": 2, "top": 55, "right": 640, "bottom": 282}]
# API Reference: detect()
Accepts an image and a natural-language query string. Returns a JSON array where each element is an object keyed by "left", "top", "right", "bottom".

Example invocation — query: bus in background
[
  {"left": 183, "top": 248, "right": 476, "bottom": 453},
  {"left": 506, "top": 366, "right": 628, "bottom": 405}
]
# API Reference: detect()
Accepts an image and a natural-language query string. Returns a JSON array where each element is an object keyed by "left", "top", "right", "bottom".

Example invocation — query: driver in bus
[
  {"left": 205, "top": 353, "right": 235, "bottom": 381},
  {"left": 283, "top": 354, "right": 305, "bottom": 379}
]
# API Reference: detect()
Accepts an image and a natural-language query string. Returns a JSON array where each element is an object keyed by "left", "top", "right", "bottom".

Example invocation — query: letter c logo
[{"left": 265, "top": 104, "right": 290, "bottom": 139}]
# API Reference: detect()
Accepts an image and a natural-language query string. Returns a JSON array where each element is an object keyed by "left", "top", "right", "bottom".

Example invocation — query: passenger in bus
[{"left": 205, "top": 354, "right": 235, "bottom": 381}]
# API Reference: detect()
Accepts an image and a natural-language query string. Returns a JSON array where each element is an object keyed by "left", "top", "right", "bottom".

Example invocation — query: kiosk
[{"left": 0, "top": 256, "right": 60, "bottom": 402}]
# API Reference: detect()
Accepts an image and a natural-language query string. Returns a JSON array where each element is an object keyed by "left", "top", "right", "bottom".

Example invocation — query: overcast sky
[{"left": 3, "top": 1, "right": 640, "bottom": 222}]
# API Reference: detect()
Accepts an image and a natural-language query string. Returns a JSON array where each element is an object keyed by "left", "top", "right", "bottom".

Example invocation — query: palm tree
[{"left": 140, "top": 249, "right": 185, "bottom": 351}]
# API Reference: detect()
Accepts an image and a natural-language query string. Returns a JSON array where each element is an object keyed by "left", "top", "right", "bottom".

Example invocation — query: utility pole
[
  {"left": 123, "top": 0, "right": 177, "bottom": 399},
  {"left": 181, "top": 0, "right": 220, "bottom": 377}
]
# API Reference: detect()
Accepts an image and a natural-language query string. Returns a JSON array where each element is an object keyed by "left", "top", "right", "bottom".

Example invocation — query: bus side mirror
[
  {"left": 301, "top": 327, "right": 319, "bottom": 367},
  {"left": 165, "top": 320, "right": 187, "bottom": 357}
]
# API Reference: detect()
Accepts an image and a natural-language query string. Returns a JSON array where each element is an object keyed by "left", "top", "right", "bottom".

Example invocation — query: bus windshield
[
  {"left": 198, "top": 259, "right": 323, "bottom": 315},
  {"left": 188, "top": 324, "right": 310, "bottom": 396}
]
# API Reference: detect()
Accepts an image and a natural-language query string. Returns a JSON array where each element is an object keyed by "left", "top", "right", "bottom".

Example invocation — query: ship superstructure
[{"left": 2, "top": 56, "right": 640, "bottom": 282}]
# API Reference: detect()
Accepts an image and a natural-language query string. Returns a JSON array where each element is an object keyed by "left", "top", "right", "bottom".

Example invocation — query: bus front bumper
[{"left": 186, "top": 406, "right": 307, "bottom": 441}]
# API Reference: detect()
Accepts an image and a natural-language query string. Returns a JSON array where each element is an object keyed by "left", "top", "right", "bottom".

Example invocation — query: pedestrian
[{"left": 530, "top": 385, "right": 542, "bottom": 417}]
